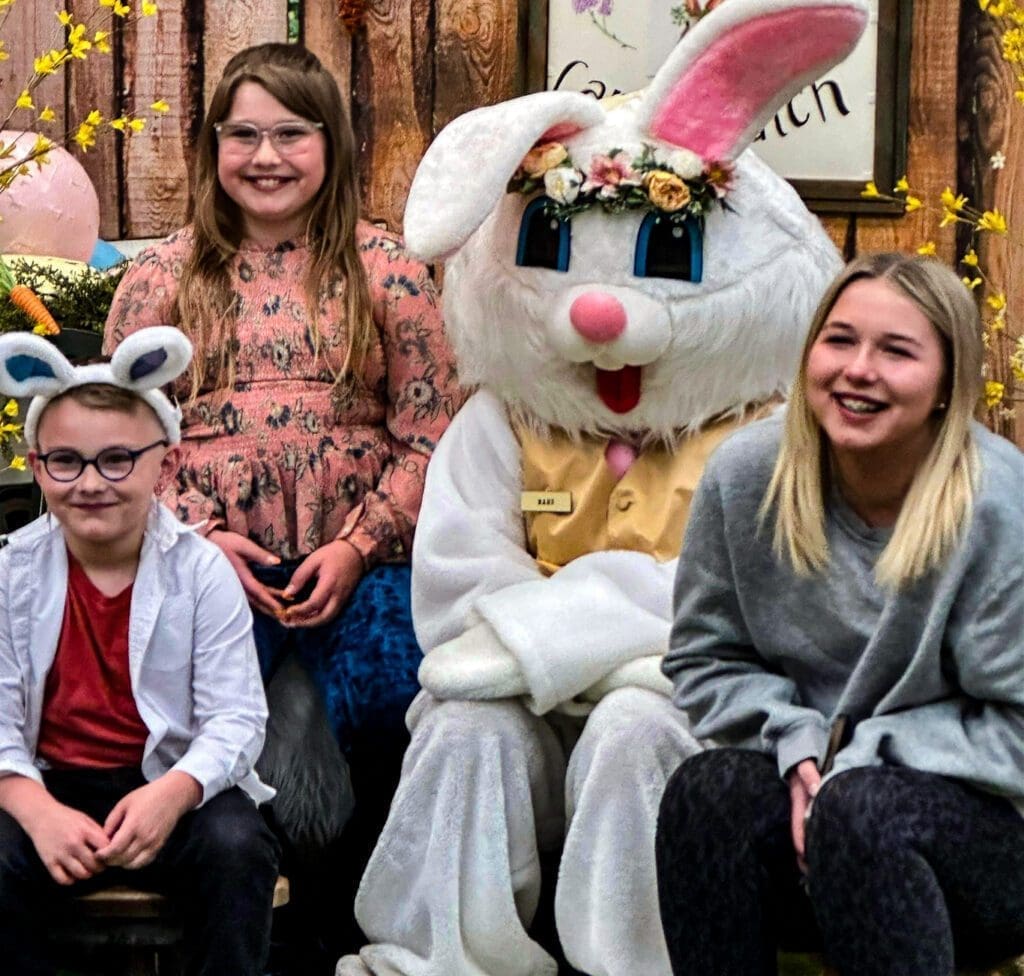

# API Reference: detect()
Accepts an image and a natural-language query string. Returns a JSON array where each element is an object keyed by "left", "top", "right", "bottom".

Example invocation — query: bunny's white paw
[
  {"left": 335, "top": 953, "right": 373, "bottom": 976},
  {"left": 418, "top": 622, "right": 528, "bottom": 700}
]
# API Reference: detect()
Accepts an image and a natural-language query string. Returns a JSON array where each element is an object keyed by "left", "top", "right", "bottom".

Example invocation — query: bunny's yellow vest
[{"left": 513, "top": 414, "right": 756, "bottom": 575}]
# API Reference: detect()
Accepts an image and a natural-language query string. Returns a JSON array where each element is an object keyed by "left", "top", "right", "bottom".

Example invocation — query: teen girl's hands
[
  {"left": 280, "top": 539, "right": 363, "bottom": 628},
  {"left": 207, "top": 528, "right": 285, "bottom": 618},
  {"left": 98, "top": 772, "right": 202, "bottom": 870},
  {"left": 787, "top": 758, "right": 821, "bottom": 874}
]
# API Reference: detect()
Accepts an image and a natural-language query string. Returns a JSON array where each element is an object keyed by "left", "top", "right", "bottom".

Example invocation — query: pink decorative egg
[{"left": 0, "top": 130, "right": 100, "bottom": 263}]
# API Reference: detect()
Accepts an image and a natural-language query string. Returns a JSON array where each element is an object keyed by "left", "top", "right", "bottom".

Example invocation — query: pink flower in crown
[
  {"left": 582, "top": 151, "right": 641, "bottom": 200},
  {"left": 704, "top": 159, "right": 736, "bottom": 199}
]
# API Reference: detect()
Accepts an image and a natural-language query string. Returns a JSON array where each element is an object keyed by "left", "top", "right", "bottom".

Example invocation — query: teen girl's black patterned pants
[{"left": 656, "top": 748, "right": 1024, "bottom": 976}]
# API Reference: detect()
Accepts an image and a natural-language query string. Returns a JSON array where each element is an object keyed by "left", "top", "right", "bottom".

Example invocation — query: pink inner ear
[
  {"left": 539, "top": 123, "right": 585, "bottom": 143},
  {"left": 649, "top": 7, "right": 866, "bottom": 161}
]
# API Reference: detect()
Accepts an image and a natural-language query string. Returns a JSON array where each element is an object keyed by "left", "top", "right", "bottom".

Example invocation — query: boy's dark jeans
[{"left": 0, "top": 766, "right": 280, "bottom": 976}]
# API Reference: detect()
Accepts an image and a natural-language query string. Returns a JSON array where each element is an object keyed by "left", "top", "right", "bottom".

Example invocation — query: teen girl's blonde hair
[
  {"left": 760, "top": 252, "right": 983, "bottom": 589},
  {"left": 176, "top": 42, "right": 373, "bottom": 398}
]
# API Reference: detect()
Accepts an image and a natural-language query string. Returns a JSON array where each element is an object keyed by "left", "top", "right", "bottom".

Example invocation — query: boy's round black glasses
[{"left": 36, "top": 439, "right": 169, "bottom": 482}]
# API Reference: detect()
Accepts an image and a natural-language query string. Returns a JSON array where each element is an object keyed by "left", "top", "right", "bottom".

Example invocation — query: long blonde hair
[
  {"left": 176, "top": 42, "right": 373, "bottom": 398},
  {"left": 760, "top": 252, "right": 983, "bottom": 589}
]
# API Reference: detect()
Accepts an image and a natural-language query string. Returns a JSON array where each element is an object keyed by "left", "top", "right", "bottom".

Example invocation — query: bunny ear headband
[{"left": 0, "top": 326, "right": 193, "bottom": 449}]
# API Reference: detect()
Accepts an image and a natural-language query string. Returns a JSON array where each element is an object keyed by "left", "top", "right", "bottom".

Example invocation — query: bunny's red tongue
[{"left": 596, "top": 366, "right": 642, "bottom": 414}]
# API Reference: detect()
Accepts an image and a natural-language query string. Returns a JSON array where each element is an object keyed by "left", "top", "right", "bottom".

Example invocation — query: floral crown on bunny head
[
  {"left": 507, "top": 138, "right": 735, "bottom": 224},
  {"left": 0, "top": 326, "right": 193, "bottom": 449}
]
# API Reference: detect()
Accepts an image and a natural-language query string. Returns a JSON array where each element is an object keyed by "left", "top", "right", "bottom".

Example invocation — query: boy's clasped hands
[{"left": 17, "top": 771, "right": 202, "bottom": 885}]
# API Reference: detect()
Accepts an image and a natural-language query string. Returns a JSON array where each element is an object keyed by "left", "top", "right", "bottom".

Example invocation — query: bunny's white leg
[
  {"left": 342, "top": 692, "right": 566, "bottom": 976},
  {"left": 555, "top": 687, "right": 702, "bottom": 976}
]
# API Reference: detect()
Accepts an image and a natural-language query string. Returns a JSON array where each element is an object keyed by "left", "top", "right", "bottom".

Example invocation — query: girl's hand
[
  {"left": 207, "top": 529, "right": 284, "bottom": 618},
  {"left": 786, "top": 758, "right": 821, "bottom": 874},
  {"left": 281, "top": 539, "right": 363, "bottom": 628}
]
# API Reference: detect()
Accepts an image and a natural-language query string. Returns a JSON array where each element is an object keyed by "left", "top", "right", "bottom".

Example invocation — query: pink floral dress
[{"left": 104, "top": 222, "right": 463, "bottom": 564}]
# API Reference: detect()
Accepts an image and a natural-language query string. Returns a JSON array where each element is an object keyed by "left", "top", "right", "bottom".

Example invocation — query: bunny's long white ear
[
  {"left": 0, "top": 332, "right": 75, "bottom": 397},
  {"left": 636, "top": 0, "right": 869, "bottom": 162},
  {"left": 404, "top": 90, "right": 606, "bottom": 261},
  {"left": 110, "top": 325, "right": 193, "bottom": 391}
]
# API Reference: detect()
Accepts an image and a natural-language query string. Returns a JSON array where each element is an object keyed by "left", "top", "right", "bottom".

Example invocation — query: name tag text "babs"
[{"left": 520, "top": 491, "right": 573, "bottom": 514}]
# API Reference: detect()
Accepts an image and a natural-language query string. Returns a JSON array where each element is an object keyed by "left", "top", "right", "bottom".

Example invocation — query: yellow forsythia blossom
[
  {"left": 151, "top": 99, "right": 170, "bottom": 113},
  {"left": 987, "top": 292, "right": 1008, "bottom": 312},
  {"left": 8, "top": 456, "right": 25, "bottom": 472},
  {"left": 985, "top": 380, "right": 1005, "bottom": 408},
  {"left": 861, "top": 181, "right": 880, "bottom": 199},
  {"left": 978, "top": 209, "right": 1009, "bottom": 234},
  {"left": 917, "top": 241, "right": 937, "bottom": 256},
  {"left": 38, "top": 107, "right": 55, "bottom": 122},
  {"left": 962, "top": 248, "right": 980, "bottom": 267},
  {"left": 3, "top": 399, "right": 17, "bottom": 417},
  {"left": 15, "top": 90, "right": 33, "bottom": 110}
]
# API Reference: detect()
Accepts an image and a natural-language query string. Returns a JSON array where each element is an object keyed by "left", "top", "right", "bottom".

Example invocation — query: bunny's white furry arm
[{"left": 413, "top": 389, "right": 676, "bottom": 714}]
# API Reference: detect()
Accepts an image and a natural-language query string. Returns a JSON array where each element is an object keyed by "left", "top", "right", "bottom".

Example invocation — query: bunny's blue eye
[
  {"left": 634, "top": 213, "right": 703, "bottom": 282},
  {"left": 516, "top": 197, "right": 570, "bottom": 272}
]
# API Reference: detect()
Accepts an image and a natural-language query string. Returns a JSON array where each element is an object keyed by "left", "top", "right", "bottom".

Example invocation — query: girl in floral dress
[{"left": 104, "top": 42, "right": 462, "bottom": 970}]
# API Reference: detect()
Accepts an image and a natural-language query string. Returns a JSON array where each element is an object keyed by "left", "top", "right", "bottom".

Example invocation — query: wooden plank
[
  {"left": 67, "top": 1, "right": 119, "bottom": 239},
  {"left": 202, "top": 0, "right": 289, "bottom": 111},
  {"left": 855, "top": 0, "right": 960, "bottom": 263},
  {"left": 958, "top": 4, "right": 1023, "bottom": 446},
  {"left": 353, "top": 0, "right": 433, "bottom": 232},
  {"left": 0, "top": 1, "right": 65, "bottom": 131},
  {"left": 302, "top": 0, "right": 353, "bottom": 117},
  {"left": 433, "top": 0, "right": 524, "bottom": 131},
  {"left": 121, "top": 1, "right": 202, "bottom": 238}
]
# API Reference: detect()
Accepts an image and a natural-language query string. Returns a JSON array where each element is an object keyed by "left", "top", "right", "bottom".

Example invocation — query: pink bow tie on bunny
[{"left": 605, "top": 438, "right": 641, "bottom": 479}]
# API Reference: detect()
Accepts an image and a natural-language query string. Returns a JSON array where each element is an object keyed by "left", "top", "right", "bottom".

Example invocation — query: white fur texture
[{"left": 439, "top": 141, "right": 841, "bottom": 439}]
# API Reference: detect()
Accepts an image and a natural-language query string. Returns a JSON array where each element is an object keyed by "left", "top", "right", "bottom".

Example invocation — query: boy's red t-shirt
[{"left": 35, "top": 553, "right": 149, "bottom": 769}]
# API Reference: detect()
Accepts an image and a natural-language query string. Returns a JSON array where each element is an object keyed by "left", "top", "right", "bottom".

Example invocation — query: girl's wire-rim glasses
[{"left": 214, "top": 121, "right": 324, "bottom": 156}]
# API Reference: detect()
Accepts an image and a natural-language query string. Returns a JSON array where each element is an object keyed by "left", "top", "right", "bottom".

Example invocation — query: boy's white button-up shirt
[{"left": 0, "top": 502, "right": 273, "bottom": 806}]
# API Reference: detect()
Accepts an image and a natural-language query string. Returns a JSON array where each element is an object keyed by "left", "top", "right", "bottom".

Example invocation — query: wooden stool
[{"left": 49, "top": 875, "right": 290, "bottom": 976}]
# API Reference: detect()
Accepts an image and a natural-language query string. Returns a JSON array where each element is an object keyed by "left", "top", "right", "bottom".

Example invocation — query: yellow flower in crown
[
  {"left": 643, "top": 170, "right": 691, "bottom": 212},
  {"left": 521, "top": 142, "right": 569, "bottom": 180}
]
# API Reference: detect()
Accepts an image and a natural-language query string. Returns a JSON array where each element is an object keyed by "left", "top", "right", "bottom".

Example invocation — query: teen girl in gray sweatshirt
[{"left": 657, "top": 252, "right": 1024, "bottom": 976}]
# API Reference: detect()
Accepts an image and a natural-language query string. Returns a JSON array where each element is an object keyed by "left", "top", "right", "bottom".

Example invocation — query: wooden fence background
[{"left": 0, "top": 0, "right": 1021, "bottom": 445}]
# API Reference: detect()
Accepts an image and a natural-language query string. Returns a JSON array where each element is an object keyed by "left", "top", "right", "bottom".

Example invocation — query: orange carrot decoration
[{"left": 0, "top": 260, "right": 60, "bottom": 335}]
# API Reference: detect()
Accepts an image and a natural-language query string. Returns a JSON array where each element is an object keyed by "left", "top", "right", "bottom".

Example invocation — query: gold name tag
[{"left": 521, "top": 491, "right": 573, "bottom": 513}]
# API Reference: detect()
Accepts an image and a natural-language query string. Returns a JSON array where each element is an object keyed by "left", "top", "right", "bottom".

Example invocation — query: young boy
[{"left": 0, "top": 327, "right": 279, "bottom": 976}]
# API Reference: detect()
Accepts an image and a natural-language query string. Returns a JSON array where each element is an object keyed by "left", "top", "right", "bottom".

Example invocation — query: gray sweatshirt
[{"left": 665, "top": 414, "right": 1024, "bottom": 806}]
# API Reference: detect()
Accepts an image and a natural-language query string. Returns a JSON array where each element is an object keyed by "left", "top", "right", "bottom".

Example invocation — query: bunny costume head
[
  {"left": 404, "top": 0, "right": 868, "bottom": 440},
  {"left": 0, "top": 326, "right": 193, "bottom": 448}
]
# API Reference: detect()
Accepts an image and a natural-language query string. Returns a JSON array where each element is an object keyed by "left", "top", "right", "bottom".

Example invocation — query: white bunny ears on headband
[{"left": 0, "top": 326, "right": 193, "bottom": 448}]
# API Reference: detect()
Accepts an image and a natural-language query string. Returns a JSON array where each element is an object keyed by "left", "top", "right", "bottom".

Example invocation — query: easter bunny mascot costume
[{"left": 338, "top": 1, "right": 868, "bottom": 974}]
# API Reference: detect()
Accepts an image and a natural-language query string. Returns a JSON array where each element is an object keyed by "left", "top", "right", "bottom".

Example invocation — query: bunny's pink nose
[{"left": 570, "top": 293, "right": 627, "bottom": 343}]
